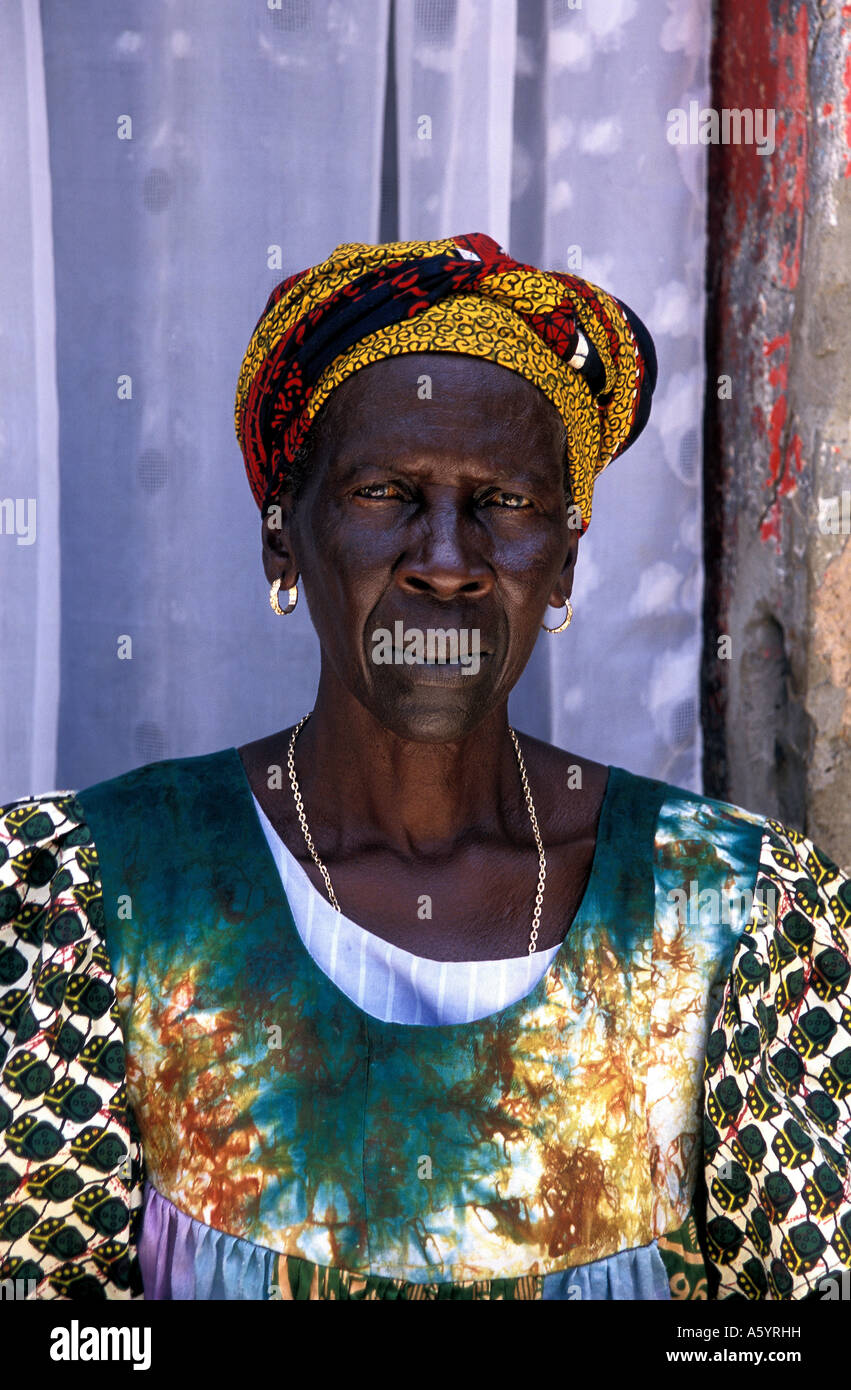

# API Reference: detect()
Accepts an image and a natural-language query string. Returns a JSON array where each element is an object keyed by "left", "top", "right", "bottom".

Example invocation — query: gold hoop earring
[
  {"left": 542, "top": 598, "right": 572, "bottom": 634},
  {"left": 270, "top": 579, "right": 298, "bottom": 616}
]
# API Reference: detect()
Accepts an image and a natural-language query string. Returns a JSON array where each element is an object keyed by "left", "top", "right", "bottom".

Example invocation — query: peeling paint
[
  {"left": 703, "top": 0, "right": 851, "bottom": 866},
  {"left": 845, "top": 48, "right": 851, "bottom": 175}
]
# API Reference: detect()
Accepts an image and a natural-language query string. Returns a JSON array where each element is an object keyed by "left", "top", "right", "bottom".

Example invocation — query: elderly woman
[{"left": 1, "top": 234, "right": 850, "bottom": 1303}]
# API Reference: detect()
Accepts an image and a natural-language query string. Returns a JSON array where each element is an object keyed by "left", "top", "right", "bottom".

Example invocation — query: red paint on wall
[
  {"left": 762, "top": 334, "right": 789, "bottom": 486},
  {"left": 760, "top": 498, "right": 783, "bottom": 545},
  {"left": 779, "top": 434, "right": 804, "bottom": 495},
  {"left": 757, "top": 332, "right": 803, "bottom": 547},
  {"left": 706, "top": 1, "right": 850, "bottom": 792},
  {"left": 717, "top": 1, "right": 809, "bottom": 290},
  {"left": 844, "top": 48, "right": 851, "bottom": 175},
  {"left": 714, "top": 3, "right": 813, "bottom": 550},
  {"left": 762, "top": 333, "right": 788, "bottom": 358}
]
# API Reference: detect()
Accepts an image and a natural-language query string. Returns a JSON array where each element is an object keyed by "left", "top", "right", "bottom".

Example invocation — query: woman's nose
[{"left": 394, "top": 505, "right": 493, "bottom": 601}]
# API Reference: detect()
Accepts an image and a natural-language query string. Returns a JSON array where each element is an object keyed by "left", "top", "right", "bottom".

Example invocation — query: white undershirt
[{"left": 251, "top": 792, "right": 558, "bottom": 1025}]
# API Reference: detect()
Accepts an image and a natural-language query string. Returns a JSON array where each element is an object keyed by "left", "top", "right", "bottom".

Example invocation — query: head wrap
[{"left": 234, "top": 233, "right": 656, "bottom": 532}]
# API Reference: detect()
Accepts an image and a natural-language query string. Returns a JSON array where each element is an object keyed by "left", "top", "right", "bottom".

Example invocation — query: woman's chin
[{"left": 364, "top": 675, "right": 499, "bottom": 743}]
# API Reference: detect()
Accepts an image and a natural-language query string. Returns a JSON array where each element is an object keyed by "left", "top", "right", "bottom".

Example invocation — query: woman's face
[{"left": 264, "top": 353, "right": 579, "bottom": 742}]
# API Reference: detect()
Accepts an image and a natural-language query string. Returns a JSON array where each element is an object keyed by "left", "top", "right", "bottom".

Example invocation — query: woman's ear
[
  {"left": 548, "top": 532, "right": 579, "bottom": 609},
  {"left": 261, "top": 494, "right": 299, "bottom": 587}
]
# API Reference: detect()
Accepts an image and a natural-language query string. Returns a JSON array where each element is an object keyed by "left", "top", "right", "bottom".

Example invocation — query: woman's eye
[
  {"left": 352, "top": 483, "right": 532, "bottom": 508},
  {"left": 354, "top": 482, "right": 406, "bottom": 500},
  {"left": 482, "top": 491, "right": 533, "bottom": 509}
]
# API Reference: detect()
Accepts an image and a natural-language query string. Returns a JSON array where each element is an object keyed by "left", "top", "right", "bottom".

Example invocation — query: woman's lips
[
  {"left": 387, "top": 650, "right": 492, "bottom": 682},
  {"left": 368, "top": 619, "right": 495, "bottom": 682}
]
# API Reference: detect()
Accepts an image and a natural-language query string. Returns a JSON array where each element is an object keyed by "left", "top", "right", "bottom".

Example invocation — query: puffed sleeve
[
  {"left": 702, "top": 817, "right": 851, "bottom": 1299},
  {"left": 0, "top": 791, "right": 144, "bottom": 1298}
]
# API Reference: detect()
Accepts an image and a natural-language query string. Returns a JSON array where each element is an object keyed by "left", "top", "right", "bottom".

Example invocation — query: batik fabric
[{"left": 1, "top": 752, "right": 849, "bottom": 1299}]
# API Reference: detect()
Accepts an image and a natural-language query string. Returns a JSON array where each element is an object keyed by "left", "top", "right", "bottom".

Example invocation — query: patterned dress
[{"left": 0, "top": 749, "right": 849, "bottom": 1300}]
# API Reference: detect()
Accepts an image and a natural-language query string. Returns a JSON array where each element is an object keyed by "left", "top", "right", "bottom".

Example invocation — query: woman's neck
[{"left": 293, "top": 680, "right": 524, "bottom": 857}]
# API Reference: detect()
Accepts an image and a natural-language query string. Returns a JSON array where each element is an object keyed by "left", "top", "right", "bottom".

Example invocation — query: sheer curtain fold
[
  {"left": 0, "top": 0, "right": 59, "bottom": 800},
  {"left": 533, "top": 0, "right": 710, "bottom": 789},
  {"left": 394, "top": 0, "right": 517, "bottom": 245},
  {"left": 39, "top": 0, "right": 391, "bottom": 793},
  {"left": 0, "top": 0, "right": 709, "bottom": 800}
]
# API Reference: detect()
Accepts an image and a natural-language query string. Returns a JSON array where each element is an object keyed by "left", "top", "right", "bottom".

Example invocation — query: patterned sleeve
[
  {"left": 703, "top": 818, "right": 851, "bottom": 1299},
  {"left": 0, "top": 792, "right": 144, "bottom": 1298}
]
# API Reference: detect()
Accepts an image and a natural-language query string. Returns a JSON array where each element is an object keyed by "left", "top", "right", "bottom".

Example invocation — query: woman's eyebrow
[{"left": 332, "top": 453, "right": 557, "bottom": 486}]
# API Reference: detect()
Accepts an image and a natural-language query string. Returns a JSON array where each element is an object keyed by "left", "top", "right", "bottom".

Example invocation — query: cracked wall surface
[{"left": 703, "top": 0, "right": 851, "bottom": 869}]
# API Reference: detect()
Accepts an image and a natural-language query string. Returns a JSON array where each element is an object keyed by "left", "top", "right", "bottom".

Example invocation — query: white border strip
[
  {"left": 22, "top": 0, "right": 61, "bottom": 792},
  {"left": 486, "top": 0, "right": 516, "bottom": 249}
]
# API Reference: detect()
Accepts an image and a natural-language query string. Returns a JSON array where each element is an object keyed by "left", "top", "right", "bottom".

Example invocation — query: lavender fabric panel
[
  {"left": 140, "top": 1184, "right": 278, "bottom": 1301},
  {"left": 542, "top": 1242, "right": 671, "bottom": 1301}
]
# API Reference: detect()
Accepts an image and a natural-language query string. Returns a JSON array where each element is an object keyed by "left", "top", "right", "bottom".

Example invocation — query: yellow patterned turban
[{"left": 234, "top": 233, "right": 656, "bottom": 532}]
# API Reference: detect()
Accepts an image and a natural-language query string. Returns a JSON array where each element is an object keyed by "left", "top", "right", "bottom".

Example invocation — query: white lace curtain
[{"left": 1, "top": 0, "right": 709, "bottom": 802}]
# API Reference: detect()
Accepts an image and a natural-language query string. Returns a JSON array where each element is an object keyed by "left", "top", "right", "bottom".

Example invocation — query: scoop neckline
[
  {"left": 228, "top": 746, "right": 619, "bottom": 1035},
  {"left": 250, "top": 790, "right": 563, "bottom": 970}
]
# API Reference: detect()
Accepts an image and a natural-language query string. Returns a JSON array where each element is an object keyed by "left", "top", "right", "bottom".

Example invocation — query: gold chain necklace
[{"left": 286, "top": 712, "right": 547, "bottom": 955}]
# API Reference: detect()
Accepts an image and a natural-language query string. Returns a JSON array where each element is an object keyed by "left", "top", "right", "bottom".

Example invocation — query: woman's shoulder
[
  {"left": 520, "top": 731, "right": 764, "bottom": 822},
  {"left": 0, "top": 787, "right": 96, "bottom": 905},
  {"left": 520, "top": 732, "right": 768, "bottom": 851},
  {"left": 614, "top": 762, "right": 767, "bottom": 833},
  {"left": 0, "top": 747, "right": 237, "bottom": 869},
  {"left": 0, "top": 786, "right": 87, "bottom": 840},
  {"left": 514, "top": 734, "right": 609, "bottom": 841},
  {"left": 522, "top": 737, "right": 849, "bottom": 924},
  {"left": 636, "top": 768, "right": 849, "bottom": 922},
  {"left": 0, "top": 747, "right": 246, "bottom": 942},
  {"left": 615, "top": 766, "right": 850, "bottom": 926},
  {"left": 75, "top": 746, "right": 239, "bottom": 802}
]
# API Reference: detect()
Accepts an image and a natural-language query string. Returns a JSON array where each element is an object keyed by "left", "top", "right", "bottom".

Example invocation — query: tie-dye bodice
[{"left": 77, "top": 748, "right": 765, "bottom": 1293}]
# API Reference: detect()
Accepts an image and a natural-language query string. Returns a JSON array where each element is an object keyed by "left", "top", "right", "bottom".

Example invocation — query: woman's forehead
[
  {"left": 308, "top": 367, "right": 567, "bottom": 493},
  {"left": 320, "top": 354, "right": 565, "bottom": 435}
]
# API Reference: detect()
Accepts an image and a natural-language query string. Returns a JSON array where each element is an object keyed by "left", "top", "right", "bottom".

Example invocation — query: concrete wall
[{"left": 703, "top": 0, "right": 851, "bottom": 870}]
